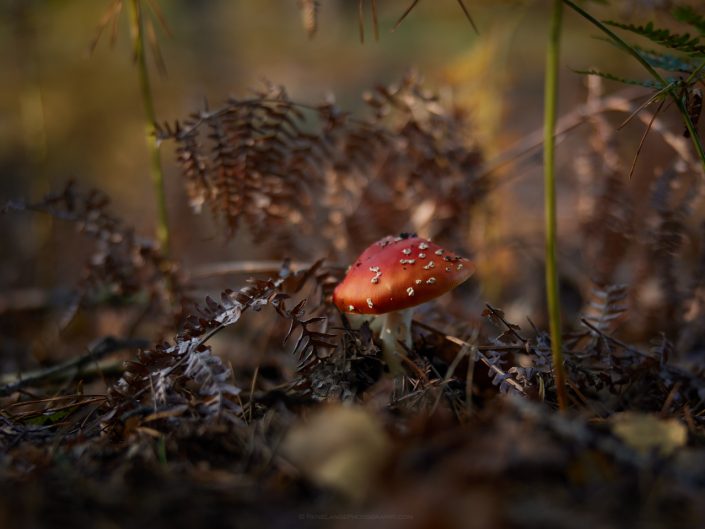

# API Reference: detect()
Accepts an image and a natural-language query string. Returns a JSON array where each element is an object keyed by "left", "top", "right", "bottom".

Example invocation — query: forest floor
[{"left": 2, "top": 254, "right": 705, "bottom": 529}]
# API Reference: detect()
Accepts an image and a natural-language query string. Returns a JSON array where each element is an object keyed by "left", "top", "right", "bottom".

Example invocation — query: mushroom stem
[{"left": 378, "top": 308, "right": 413, "bottom": 375}]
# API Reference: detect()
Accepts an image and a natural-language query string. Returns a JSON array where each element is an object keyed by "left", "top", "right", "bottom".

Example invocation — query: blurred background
[{"left": 2, "top": 0, "right": 703, "bottom": 371}]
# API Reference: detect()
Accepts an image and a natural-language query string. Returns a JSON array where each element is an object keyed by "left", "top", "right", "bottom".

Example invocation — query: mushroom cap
[{"left": 333, "top": 234, "right": 474, "bottom": 315}]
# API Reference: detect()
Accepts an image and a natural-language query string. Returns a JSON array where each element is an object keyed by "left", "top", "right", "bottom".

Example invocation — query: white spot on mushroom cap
[
  {"left": 369, "top": 266, "right": 382, "bottom": 284},
  {"left": 406, "top": 287, "right": 415, "bottom": 296},
  {"left": 400, "top": 259, "right": 416, "bottom": 264},
  {"left": 378, "top": 236, "right": 402, "bottom": 248},
  {"left": 435, "top": 249, "right": 444, "bottom": 255},
  {"left": 419, "top": 242, "right": 429, "bottom": 250},
  {"left": 457, "top": 263, "right": 464, "bottom": 270},
  {"left": 415, "top": 279, "right": 422, "bottom": 284},
  {"left": 423, "top": 261, "right": 435, "bottom": 270},
  {"left": 427, "top": 277, "right": 436, "bottom": 284},
  {"left": 402, "top": 248, "right": 412, "bottom": 255},
  {"left": 348, "top": 305, "right": 355, "bottom": 311},
  {"left": 366, "top": 298, "right": 374, "bottom": 309},
  {"left": 445, "top": 267, "right": 451, "bottom": 272}
]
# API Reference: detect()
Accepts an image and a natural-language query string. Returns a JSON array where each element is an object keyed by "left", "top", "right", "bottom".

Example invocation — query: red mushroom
[{"left": 333, "top": 234, "right": 474, "bottom": 373}]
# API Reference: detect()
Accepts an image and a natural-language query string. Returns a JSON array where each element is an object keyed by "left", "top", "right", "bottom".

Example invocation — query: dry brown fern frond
[
  {"left": 160, "top": 74, "right": 487, "bottom": 255},
  {"left": 157, "top": 83, "right": 329, "bottom": 240},
  {"left": 647, "top": 168, "right": 692, "bottom": 329},
  {"left": 583, "top": 283, "right": 628, "bottom": 337},
  {"left": 575, "top": 77, "right": 634, "bottom": 284},
  {"left": 321, "top": 73, "right": 486, "bottom": 254},
  {"left": 4, "top": 182, "right": 185, "bottom": 324},
  {"left": 108, "top": 261, "right": 338, "bottom": 425}
]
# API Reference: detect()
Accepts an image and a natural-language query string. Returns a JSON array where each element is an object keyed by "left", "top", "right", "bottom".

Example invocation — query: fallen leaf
[
  {"left": 611, "top": 412, "right": 687, "bottom": 456},
  {"left": 282, "top": 405, "right": 390, "bottom": 502}
]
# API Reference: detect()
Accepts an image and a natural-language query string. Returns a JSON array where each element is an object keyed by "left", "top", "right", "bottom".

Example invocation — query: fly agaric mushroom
[{"left": 333, "top": 234, "right": 474, "bottom": 373}]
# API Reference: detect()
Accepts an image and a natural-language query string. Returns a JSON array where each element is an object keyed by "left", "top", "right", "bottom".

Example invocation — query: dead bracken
[{"left": 5, "top": 12, "right": 705, "bottom": 525}]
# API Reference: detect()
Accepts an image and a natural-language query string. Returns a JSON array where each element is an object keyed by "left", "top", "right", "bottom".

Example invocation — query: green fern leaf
[
  {"left": 673, "top": 6, "right": 705, "bottom": 36},
  {"left": 573, "top": 69, "right": 668, "bottom": 89},
  {"left": 634, "top": 45, "right": 696, "bottom": 73},
  {"left": 604, "top": 19, "right": 705, "bottom": 56}
]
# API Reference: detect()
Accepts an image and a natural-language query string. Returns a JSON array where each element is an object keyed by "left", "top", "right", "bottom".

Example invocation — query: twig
[
  {"left": 248, "top": 365, "right": 259, "bottom": 424},
  {"left": 9, "top": 396, "right": 107, "bottom": 421},
  {"left": 580, "top": 318, "right": 705, "bottom": 395},
  {"left": 412, "top": 319, "right": 528, "bottom": 353},
  {"left": 189, "top": 260, "right": 314, "bottom": 279},
  {"left": 412, "top": 320, "right": 526, "bottom": 395},
  {"left": 447, "top": 336, "right": 526, "bottom": 395},
  {"left": 580, "top": 318, "right": 651, "bottom": 358},
  {"left": 485, "top": 304, "right": 527, "bottom": 343},
  {"left": 430, "top": 330, "right": 478, "bottom": 417},
  {"left": 465, "top": 341, "right": 476, "bottom": 415},
  {"left": 5, "top": 394, "right": 107, "bottom": 408},
  {"left": 0, "top": 336, "right": 148, "bottom": 397}
]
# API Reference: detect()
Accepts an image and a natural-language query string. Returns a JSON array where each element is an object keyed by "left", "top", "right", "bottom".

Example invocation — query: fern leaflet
[
  {"left": 604, "top": 20, "right": 705, "bottom": 56},
  {"left": 573, "top": 69, "right": 669, "bottom": 89}
]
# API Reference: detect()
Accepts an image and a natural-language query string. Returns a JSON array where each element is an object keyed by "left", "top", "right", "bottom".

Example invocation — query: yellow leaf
[
  {"left": 282, "top": 405, "right": 390, "bottom": 502},
  {"left": 611, "top": 412, "right": 687, "bottom": 456}
]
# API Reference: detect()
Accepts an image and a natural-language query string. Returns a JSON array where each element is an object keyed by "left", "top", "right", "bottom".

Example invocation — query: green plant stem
[
  {"left": 562, "top": 0, "right": 705, "bottom": 174},
  {"left": 545, "top": 0, "right": 568, "bottom": 411},
  {"left": 127, "top": 0, "right": 170, "bottom": 256}
]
